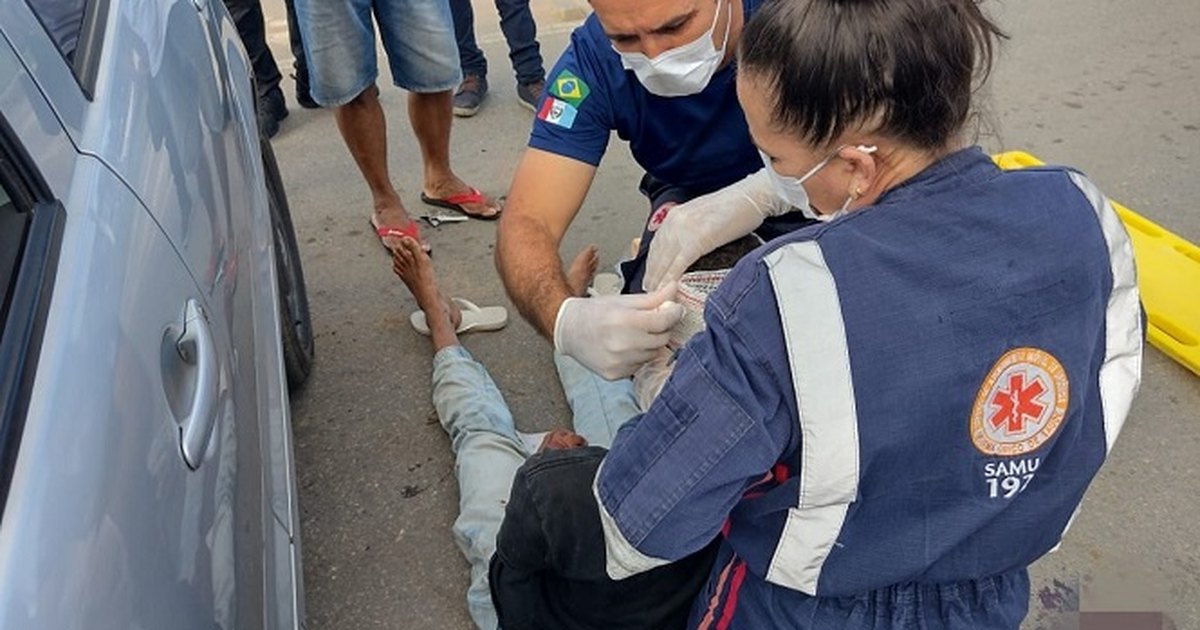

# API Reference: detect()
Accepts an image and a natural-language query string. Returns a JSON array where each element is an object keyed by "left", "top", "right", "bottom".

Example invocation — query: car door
[{"left": 0, "top": 9, "right": 263, "bottom": 630}]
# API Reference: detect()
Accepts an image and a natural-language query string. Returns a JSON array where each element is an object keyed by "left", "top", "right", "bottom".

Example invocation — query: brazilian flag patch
[{"left": 550, "top": 70, "right": 590, "bottom": 107}]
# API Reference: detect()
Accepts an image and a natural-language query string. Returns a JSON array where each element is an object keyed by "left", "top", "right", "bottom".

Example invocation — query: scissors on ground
[{"left": 422, "top": 214, "right": 470, "bottom": 228}]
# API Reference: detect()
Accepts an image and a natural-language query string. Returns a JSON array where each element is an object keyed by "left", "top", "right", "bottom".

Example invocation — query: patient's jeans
[{"left": 432, "top": 346, "right": 638, "bottom": 630}]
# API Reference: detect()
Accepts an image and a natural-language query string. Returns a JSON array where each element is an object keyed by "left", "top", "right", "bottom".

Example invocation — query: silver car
[{"left": 0, "top": 0, "right": 313, "bottom": 628}]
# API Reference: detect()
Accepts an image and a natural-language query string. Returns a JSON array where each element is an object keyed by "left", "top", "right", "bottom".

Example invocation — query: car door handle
[{"left": 176, "top": 300, "right": 219, "bottom": 470}]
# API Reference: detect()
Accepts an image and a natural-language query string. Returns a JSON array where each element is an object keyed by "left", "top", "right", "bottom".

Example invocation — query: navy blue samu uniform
[{"left": 592, "top": 148, "right": 1143, "bottom": 628}]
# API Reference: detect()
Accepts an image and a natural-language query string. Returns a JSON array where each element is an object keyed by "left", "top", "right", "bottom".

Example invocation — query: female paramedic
[{"left": 586, "top": 0, "right": 1144, "bottom": 626}]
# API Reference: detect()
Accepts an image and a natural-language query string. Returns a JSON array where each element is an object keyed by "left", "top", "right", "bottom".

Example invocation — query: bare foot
[
  {"left": 566, "top": 245, "right": 599, "bottom": 297},
  {"left": 392, "top": 238, "right": 461, "bottom": 347},
  {"left": 537, "top": 428, "right": 588, "bottom": 453},
  {"left": 372, "top": 196, "right": 430, "bottom": 252},
  {"left": 424, "top": 175, "right": 501, "bottom": 219}
]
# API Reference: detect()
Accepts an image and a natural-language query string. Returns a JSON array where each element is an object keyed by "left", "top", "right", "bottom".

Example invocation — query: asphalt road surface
[{"left": 260, "top": 0, "right": 1200, "bottom": 627}]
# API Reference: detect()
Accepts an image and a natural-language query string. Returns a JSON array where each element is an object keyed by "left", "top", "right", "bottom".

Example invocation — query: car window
[
  {"left": 24, "top": 0, "right": 88, "bottom": 63},
  {"left": 0, "top": 118, "right": 58, "bottom": 516},
  {"left": 24, "top": 0, "right": 109, "bottom": 99},
  {"left": 0, "top": 183, "right": 26, "bottom": 327}
]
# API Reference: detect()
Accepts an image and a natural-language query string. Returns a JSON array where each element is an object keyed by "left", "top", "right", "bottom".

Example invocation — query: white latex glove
[
  {"left": 554, "top": 283, "right": 684, "bottom": 380},
  {"left": 644, "top": 169, "right": 788, "bottom": 292}
]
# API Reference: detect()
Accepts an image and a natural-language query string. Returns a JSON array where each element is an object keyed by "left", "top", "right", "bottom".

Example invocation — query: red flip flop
[
  {"left": 420, "top": 187, "right": 501, "bottom": 220},
  {"left": 370, "top": 218, "right": 431, "bottom": 254}
]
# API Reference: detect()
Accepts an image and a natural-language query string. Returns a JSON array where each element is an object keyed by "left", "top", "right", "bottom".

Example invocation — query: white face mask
[
  {"left": 614, "top": 0, "right": 732, "bottom": 97},
  {"left": 759, "top": 145, "right": 878, "bottom": 222}
]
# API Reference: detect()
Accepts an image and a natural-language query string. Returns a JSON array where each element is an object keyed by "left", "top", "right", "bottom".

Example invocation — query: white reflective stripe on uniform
[
  {"left": 1068, "top": 172, "right": 1143, "bottom": 453},
  {"left": 762, "top": 241, "right": 861, "bottom": 596},
  {"left": 593, "top": 461, "right": 671, "bottom": 580}
]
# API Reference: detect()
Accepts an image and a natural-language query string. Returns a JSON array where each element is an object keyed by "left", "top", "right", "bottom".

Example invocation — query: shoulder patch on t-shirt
[
  {"left": 549, "top": 70, "right": 590, "bottom": 107},
  {"left": 537, "top": 97, "right": 579, "bottom": 129}
]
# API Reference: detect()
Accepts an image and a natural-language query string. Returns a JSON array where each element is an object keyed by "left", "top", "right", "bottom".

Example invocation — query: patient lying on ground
[{"left": 390, "top": 234, "right": 759, "bottom": 630}]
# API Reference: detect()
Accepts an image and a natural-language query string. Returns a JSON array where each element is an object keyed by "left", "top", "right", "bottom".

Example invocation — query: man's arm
[{"left": 496, "top": 148, "right": 598, "bottom": 338}]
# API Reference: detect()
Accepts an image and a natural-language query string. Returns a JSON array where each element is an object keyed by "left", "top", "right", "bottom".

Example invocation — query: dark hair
[
  {"left": 738, "top": 0, "right": 1007, "bottom": 149},
  {"left": 688, "top": 234, "right": 762, "bottom": 272}
]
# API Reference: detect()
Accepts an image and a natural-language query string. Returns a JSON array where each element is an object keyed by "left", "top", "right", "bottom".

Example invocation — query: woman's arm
[{"left": 594, "top": 260, "right": 798, "bottom": 578}]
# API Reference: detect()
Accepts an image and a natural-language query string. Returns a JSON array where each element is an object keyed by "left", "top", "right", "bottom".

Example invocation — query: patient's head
[{"left": 688, "top": 234, "right": 764, "bottom": 273}]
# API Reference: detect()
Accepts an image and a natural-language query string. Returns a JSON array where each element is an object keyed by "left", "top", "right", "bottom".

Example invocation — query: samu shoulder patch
[{"left": 970, "top": 347, "right": 1070, "bottom": 457}]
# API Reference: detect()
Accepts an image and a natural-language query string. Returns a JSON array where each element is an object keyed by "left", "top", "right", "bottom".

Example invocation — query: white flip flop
[
  {"left": 588, "top": 272, "right": 623, "bottom": 297},
  {"left": 410, "top": 297, "right": 508, "bottom": 336},
  {"left": 518, "top": 431, "right": 549, "bottom": 454}
]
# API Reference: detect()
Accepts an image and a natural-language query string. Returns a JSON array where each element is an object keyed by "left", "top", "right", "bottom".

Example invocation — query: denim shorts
[{"left": 293, "top": 0, "right": 462, "bottom": 106}]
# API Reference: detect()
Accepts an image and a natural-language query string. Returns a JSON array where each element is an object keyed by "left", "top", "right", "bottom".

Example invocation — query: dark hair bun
[{"left": 739, "top": 0, "right": 1007, "bottom": 149}]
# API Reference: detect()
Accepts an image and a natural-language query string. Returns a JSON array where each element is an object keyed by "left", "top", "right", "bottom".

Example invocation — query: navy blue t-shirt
[{"left": 529, "top": 0, "right": 763, "bottom": 194}]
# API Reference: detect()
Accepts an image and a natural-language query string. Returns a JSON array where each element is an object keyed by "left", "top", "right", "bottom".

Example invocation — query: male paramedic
[{"left": 495, "top": 0, "right": 804, "bottom": 380}]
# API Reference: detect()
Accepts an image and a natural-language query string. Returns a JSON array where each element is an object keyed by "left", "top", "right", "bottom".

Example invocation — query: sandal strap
[
  {"left": 440, "top": 187, "right": 485, "bottom": 206},
  {"left": 376, "top": 221, "right": 421, "bottom": 240}
]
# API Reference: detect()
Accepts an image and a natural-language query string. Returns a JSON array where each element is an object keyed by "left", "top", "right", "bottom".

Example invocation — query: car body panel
[
  {"left": 0, "top": 151, "right": 241, "bottom": 628},
  {"left": 0, "top": 1, "right": 303, "bottom": 627}
]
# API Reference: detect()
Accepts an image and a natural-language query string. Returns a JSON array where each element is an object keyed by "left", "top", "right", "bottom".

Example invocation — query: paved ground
[{"left": 261, "top": 0, "right": 1200, "bottom": 628}]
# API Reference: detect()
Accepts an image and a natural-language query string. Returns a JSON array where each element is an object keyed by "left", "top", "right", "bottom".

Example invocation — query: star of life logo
[{"left": 970, "top": 347, "right": 1069, "bottom": 457}]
